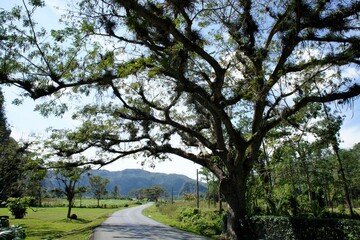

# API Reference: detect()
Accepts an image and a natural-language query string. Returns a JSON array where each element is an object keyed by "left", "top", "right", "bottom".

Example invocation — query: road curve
[{"left": 90, "top": 203, "right": 209, "bottom": 240}]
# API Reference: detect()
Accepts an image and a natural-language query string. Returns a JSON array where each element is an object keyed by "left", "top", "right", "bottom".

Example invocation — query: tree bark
[
  {"left": 220, "top": 171, "right": 255, "bottom": 240},
  {"left": 67, "top": 195, "right": 74, "bottom": 218},
  {"left": 67, "top": 203, "right": 72, "bottom": 219}
]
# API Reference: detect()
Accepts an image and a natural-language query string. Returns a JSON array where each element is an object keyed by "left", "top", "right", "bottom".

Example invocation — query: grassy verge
[
  {"left": 0, "top": 200, "right": 135, "bottom": 240},
  {"left": 143, "top": 202, "right": 181, "bottom": 228},
  {"left": 143, "top": 201, "right": 223, "bottom": 239}
]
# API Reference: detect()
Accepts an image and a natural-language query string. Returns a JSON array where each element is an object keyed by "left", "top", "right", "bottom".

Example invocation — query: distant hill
[{"left": 44, "top": 169, "right": 207, "bottom": 197}]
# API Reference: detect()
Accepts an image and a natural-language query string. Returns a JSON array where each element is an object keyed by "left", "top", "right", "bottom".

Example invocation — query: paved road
[{"left": 91, "top": 203, "right": 209, "bottom": 240}]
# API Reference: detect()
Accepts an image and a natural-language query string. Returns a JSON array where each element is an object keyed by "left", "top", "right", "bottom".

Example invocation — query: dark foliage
[{"left": 251, "top": 216, "right": 360, "bottom": 240}]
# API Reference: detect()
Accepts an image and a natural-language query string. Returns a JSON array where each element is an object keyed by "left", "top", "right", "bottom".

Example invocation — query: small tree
[
  {"left": 88, "top": 175, "right": 109, "bottom": 207},
  {"left": 53, "top": 163, "right": 89, "bottom": 218}
]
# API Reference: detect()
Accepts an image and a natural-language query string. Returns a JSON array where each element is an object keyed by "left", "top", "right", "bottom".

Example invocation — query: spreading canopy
[{"left": 1, "top": 0, "right": 360, "bottom": 237}]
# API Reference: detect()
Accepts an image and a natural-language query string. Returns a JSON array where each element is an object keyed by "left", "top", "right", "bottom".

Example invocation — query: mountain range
[{"left": 44, "top": 169, "right": 207, "bottom": 197}]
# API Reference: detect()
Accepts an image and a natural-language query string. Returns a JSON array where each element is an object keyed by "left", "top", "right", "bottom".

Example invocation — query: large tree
[
  {"left": 0, "top": 88, "right": 34, "bottom": 201},
  {"left": 130, "top": 186, "right": 166, "bottom": 202},
  {"left": 0, "top": 88, "right": 13, "bottom": 200},
  {"left": 1, "top": 0, "right": 360, "bottom": 238}
]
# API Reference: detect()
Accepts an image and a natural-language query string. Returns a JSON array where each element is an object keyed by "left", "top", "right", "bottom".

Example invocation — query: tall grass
[{"left": 143, "top": 200, "right": 225, "bottom": 239}]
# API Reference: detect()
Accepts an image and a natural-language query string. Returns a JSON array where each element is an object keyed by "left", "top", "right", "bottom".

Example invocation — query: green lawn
[{"left": 0, "top": 199, "right": 135, "bottom": 240}]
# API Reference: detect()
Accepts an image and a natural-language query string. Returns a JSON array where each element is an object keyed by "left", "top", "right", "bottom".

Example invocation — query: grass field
[{"left": 0, "top": 199, "right": 136, "bottom": 240}]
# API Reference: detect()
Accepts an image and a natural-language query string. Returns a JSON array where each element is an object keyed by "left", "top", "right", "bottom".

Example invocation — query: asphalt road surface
[{"left": 90, "top": 203, "right": 209, "bottom": 240}]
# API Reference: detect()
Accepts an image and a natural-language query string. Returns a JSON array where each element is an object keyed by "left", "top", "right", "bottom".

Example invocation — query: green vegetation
[
  {"left": 0, "top": 89, "right": 40, "bottom": 204},
  {"left": 144, "top": 200, "right": 225, "bottom": 238},
  {"left": 0, "top": 225, "right": 26, "bottom": 240},
  {"left": 41, "top": 198, "right": 132, "bottom": 208},
  {"left": 1, "top": 1, "right": 360, "bottom": 239},
  {"left": 88, "top": 175, "right": 109, "bottom": 207},
  {"left": 144, "top": 201, "right": 360, "bottom": 240},
  {"left": 5, "top": 197, "right": 34, "bottom": 219},
  {"left": 51, "top": 164, "right": 90, "bottom": 219},
  {"left": 251, "top": 216, "right": 360, "bottom": 240},
  {"left": 130, "top": 186, "right": 167, "bottom": 202},
  {"left": 0, "top": 199, "right": 134, "bottom": 240}
]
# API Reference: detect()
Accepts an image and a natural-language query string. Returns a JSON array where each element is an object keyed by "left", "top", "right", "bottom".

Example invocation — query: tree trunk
[
  {"left": 220, "top": 172, "right": 255, "bottom": 240},
  {"left": 333, "top": 146, "right": 354, "bottom": 217},
  {"left": 67, "top": 203, "right": 72, "bottom": 218},
  {"left": 257, "top": 160, "right": 276, "bottom": 214},
  {"left": 67, "top": 196, "right": 74, "bottom": 218}
]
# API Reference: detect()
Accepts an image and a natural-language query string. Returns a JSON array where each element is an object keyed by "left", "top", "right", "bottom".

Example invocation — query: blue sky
[
  {"left": 2, "top": 0, "right": 360, "bottom": 180},
  {"left": 4, "top": 86, "right": 203, "bottom": 180}
]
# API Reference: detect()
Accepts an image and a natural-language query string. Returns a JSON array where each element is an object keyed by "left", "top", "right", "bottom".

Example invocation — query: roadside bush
[
  {"left": 251, "top": 216, "right": 360, "bottom": 240},
  {"left": 6, "top": 197, "right": 34, "bottom": 219},
  {"left": 177, "top": 208, "right": 225, "bottom": 236},
  {"left": 177, "top": 208, "right": 200, "bottom": 222}
]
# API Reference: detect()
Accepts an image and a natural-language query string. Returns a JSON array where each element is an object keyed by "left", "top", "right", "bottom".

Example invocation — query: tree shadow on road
[{"left": 92, "top": 222, "right": 209, "bottom": 239}]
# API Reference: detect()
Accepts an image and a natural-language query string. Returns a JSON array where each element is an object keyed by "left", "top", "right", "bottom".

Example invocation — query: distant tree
[
  {"left": 76, "top": 186, "right": 87, "bottom": 208},
  {"left": 112, "top": 185, "right": 120, "bottom": 199},
  {"left": 145, "top": 186, "right": 166, "bottom": 202},
  {"left": 314, "top": 109, "right": 354, "bottom": 217},
  {"left": 183, "top": 193, "right": 196, "bottom": 201},
  {"left": 52, "top": 163, "right": 89, "bottom": 218},
  {"left": 129, "top": 189, "right": 142, "bottom": 200},
  {"left": 199, "top": 167, "right": 220, "bottom": 208},
  {"left": 130, "top": 186, "right": 166, "bottom": 202},
  {"left": 88, "top": 175, "right": 109, "bottom": 207},
  {"left": 22, "top": 157, "right": 47, "bottom": 207}
]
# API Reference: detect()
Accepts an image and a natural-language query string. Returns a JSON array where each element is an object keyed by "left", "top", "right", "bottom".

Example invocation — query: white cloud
[{"left": 340, "top": 125, "right": 360, "bottom": 149}]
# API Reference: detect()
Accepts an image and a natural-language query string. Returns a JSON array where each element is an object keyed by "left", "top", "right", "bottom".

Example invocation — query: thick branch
[{"left": 264, "top": 84, "right": 360, "bottom": 133}]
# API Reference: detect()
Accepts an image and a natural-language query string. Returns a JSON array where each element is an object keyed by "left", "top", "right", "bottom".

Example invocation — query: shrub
[
  {"left": 6, "top": 197, "right": 34, "bottom": 219},
  {"left": 70, "top": 214, "right": 77, "bottom": 220},
  {"left": 177, "top": 208, "right": 200, "bottom": 222},
  {"left": 250, "top": 216, "right": 360, "bottom": 240},
  {"left": 0, "top": 216, "right": 9, "bottom": 228},
  {"left": 177, "top": 208, "right": 225, "bottom": 236}
]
